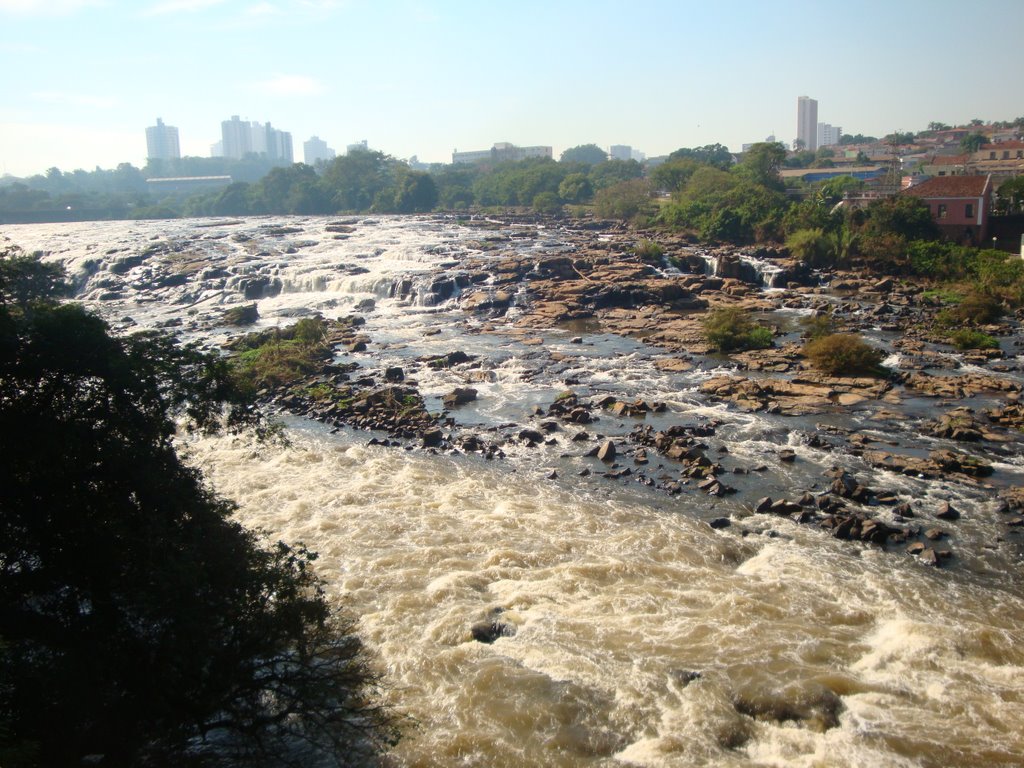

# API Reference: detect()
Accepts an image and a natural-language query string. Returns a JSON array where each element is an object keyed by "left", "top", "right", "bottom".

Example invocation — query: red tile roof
[
  {"left": 981, "top": 140, "right": 1024, "bottom": 150},
  {"left": 904, "top": 175, "right": 991, "bottom": 198},
  {"left": 930, "top": 154, "right": 968, "bottom": 165}
]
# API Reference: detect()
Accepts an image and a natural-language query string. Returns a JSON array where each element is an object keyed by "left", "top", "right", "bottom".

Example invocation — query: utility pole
[{"left": 885, "top": 133, "right": 903, "bottom": 197}]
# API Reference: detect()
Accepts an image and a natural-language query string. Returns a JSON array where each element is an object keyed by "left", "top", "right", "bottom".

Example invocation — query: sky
[{"left": 1, "top": 0, "right": 1022, "bottom": 177}]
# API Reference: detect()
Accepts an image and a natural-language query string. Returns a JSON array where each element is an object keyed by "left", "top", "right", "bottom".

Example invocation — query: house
[
  {"left": 903, "top": 175, "right": 993, "bottom": 245},
  {"left": 921, "top": 154, "right": 968, "bottom": 177},
  {"left": 969, "top": 141, "right": 1024, "bottom": 178}
]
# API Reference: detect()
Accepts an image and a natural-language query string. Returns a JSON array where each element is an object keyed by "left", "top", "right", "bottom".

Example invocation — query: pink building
[{"left": 903, "top": 174, "right": 993, "bottom": 245}]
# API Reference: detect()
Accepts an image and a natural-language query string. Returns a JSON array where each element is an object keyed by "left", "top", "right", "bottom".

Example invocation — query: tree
[
  {"left": 927, "top": 122, "right": 951, "bottom": 132},
  {"left": 649, "top": 158, "right": 701, "bottom": 193},
  {"left": 785, "top": 227, "right": 832, "bottom": 266},
  {"left": 884, "top": 131, "right": 915, "bottom": 145},
  {"left": 0, "top": 250, "right": 397, "bottom": 766},
  {"left": 668, "top": 144, "right": 733, "bottom": 170},
  {"left": 994, "top": 175, "right": 1024, "bottom": 214},
  {"left": 532, "top": 191, "right": 563, "bottom": 214},
  {"left": 588, "top": 159, "right": 643, "bottom": 190},
  {"left": 839, "top": 133, "right": 878, "bottom": 146},
  {"left": 783, "top": 150, "right": 816, "bottom": 169},
  {"left": 734, "top": 142, "right": 786, "bottom": 189},
  {"left": 212, "top": 181, "right": 262, "bottom": 216},
  {"left": 959, "top": 132, "right": 987, "bottom": 153},
  {"left": 593, "top": 178, "right": 652, "bottom": 221},
  {"left": 863, "top": 196, "right": 939, "bottom": 242},
  {"left": 559, "top": 144, "right": 607, "bottom": 165},
  {"left": 391, "top": 170, "right": 438, "bottom": 213},
  {"left": 557, "top": 172, "right": 593, "bottom": 204},
  {"left": 321, "top": 151, "right": 395, "bottom": 212}
]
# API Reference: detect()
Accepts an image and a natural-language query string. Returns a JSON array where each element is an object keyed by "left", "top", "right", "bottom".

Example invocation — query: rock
[
  {"left": 919, "top": 548, "right": 939, "bottom": 567},
  {"left": 421, "top": 428, "right": 444, "bottom": 448},
  {"left": 769, "top": 499, "right": 802, "bottom": 515},
  {"left": 597, "top": 440, "right": 617, "bottom": 462},
  {"left": 221, "top": 303, "right": 259, "bottom": 326},
  {"left": 384, "top": 366, "right": 405, "bottom": 383},
  {"left": 779, "top": 449, "right": 797, "bottom": 463},
  {"left": 935, "top": 503, "right": 961, "bottom": 521},
  {"left": 924, "top": 528, "right": 946, "bottom": 540},
  {"left": 518, "top": 428, "right": 545, "bottom": 445},
  {"left": 470, "top": 620, "right": 517, "bottom": 644},
  {"left": 754, "top": 497, "right": 773, "bottom": 514},
  {"left": 442, "top": 387, "right": 478, "bottom": 408},
  {"left": 709, "top": 517, "right": 731, "bottom": 529},
  {"left": 670, "top": 669, "right": 702, "bottom": 687},
  {"left": 906, "top": 542, "right": 926, "bottom": 555}
]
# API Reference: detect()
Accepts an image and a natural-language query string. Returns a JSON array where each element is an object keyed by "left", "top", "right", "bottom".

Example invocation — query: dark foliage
[{"left": 0, "top": 250, "right": 397, "bottom": 766}]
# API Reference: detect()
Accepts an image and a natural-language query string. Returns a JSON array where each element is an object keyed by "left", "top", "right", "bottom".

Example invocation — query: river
[{"left": 4, "top": 215, "right": 1024, "bottom": 767}]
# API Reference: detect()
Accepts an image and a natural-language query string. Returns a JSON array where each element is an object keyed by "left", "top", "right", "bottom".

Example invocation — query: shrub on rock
[
  {"left": 802, "top": 333, "right": 885, "bottom": 376},
  {"left": 702, "top": 307, "right": 774, "bottom": 352}
]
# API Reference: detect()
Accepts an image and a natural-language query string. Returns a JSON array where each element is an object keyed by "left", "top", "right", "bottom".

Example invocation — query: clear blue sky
[{"left": 1, "top": 0, "right": 1022, "bottom": 177}]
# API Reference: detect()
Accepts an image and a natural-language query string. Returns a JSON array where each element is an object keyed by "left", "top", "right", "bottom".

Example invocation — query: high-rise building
[
  {"left": 817, "top": 123, "right": 842, "bottom": 148},
  {"left": 145, "top": 117, "right": 180, "bottom": 161},
  {"left": 217, "top": 116, "right": 293, "bottom": 163},
  {"left": 797, "top": 96, "right": 818, "bottom": 152},
  {"left": 610, "top": 145, "right": 632, "bottom": 161},
  {"left": 304, "top": 136, "right": 336, "bottom": 165},
  {"left": 220, "top": 115, "right": 252, "bottom": 159}
]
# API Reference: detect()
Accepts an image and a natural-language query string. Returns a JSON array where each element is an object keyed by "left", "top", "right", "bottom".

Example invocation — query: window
[
  {"left": 1003, "top": 151, "right": 1010, "bottom": 160},
  {"left": 990, "top": 151, "right": 997, "bottom": 159},
  {"left": 965, "top": 203, "right": 974, "bottom": 218},
  {"left": 937, "top": 204, "right": 947, "bottom": 219},
  {"left": 1017, "top": 150, "right": 1023, "bottom": 159}
]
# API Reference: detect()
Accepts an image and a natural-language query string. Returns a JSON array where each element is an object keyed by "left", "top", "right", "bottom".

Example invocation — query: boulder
[{"left": 442, "top": 387, "right": 478, "bottom": 409}]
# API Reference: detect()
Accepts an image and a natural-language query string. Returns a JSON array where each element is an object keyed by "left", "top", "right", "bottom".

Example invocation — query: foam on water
[
  {"left": 180, "top": 422, "right": 1024, "bottom": 767},
  {"left": 8, "top": 216, "right": 1024, "bottom": 766}
]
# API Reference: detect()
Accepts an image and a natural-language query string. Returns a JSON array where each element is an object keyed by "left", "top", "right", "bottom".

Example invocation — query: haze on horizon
[{"left": 1, "top": 0, "right": 1021, "bottom": 178}]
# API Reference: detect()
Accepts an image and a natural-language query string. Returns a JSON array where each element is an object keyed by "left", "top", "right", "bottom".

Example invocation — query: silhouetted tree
[{"left": 0, "top": 250, "right": 397, "bottom": 767}]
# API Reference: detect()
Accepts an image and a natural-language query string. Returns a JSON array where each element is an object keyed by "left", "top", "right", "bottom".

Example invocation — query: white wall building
[
  {"left": 452, "top": 142, "right": 552, "bottom": 164},
  {"left": 817, "top": 123, "right": 843, "bottom": 148},
  {"left": 303, "top": 136, "right": 336, "bottom": 165},
  {"left": 797, "top": 96, "right": 818, "bottom": 152},
  {"left": 217, "top": 116, "right": 293, "bottom": 163},
  {"left": 145, "top": 117, "right": 180, "bottom": 161}
]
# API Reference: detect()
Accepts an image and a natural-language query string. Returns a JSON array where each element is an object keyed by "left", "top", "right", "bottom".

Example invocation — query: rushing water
[{"left": 5, "top": 216, "right": 1024, "bottom": 767}]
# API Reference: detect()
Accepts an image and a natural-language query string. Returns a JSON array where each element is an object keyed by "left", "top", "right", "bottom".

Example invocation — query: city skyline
[{"left": 1, "top": 0, "right": 1023, "bottom": 177}]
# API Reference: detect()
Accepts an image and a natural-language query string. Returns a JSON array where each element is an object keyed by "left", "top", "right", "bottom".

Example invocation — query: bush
[
  {"left": 949, "top": 329, "right": 1000, "bottom": 350},
  {"left": 785, "top": 227, "right": 832, "bottom": 267},
  {"left": 532, "top": 191, "right": 563, "bottom": 214},
  {"left": 702, "top": 307, "right": 774, "bottom": 352},
  {"left": 593, "top": 179, "right": 652, "bottom": 221},
  {"left": 803, "top": 333, "right": 885, "bottom": 376},
  {"left": 633, "top": 238, "right": 664, "bottom": 263},
  {"left": 800, "top": 311, "right": 834, "bottom": 340},
  {"left": 948, "top": 291, "right": 1003, "bottom": 325}
]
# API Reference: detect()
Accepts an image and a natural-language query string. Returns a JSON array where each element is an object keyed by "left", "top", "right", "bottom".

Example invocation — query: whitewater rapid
[{"left": 5, "top": 215, "right": 1024, "bottom": 767}]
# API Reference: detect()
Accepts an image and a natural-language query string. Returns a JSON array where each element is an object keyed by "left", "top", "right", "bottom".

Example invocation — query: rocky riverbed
[
  {"left": 7, "top": 213, "right": 1024, "bottom": 767},
  {"left": 7, "top": 214, "right": 1024, "bottom": 572}
]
